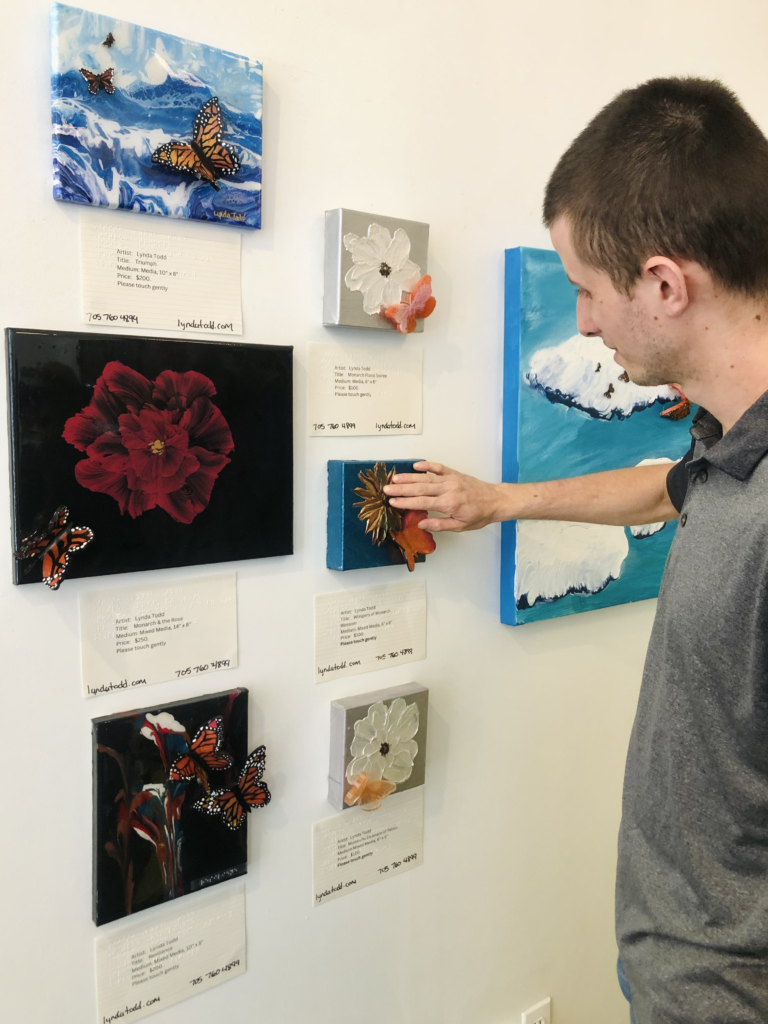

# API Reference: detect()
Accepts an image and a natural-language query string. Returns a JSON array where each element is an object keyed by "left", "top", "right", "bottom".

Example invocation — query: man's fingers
[
  {"left": 387, "top": 496, "right": 441, "bottom": 512},
  {"left": 419, "top": 517, "right": 463, "bottom": 533},
  {"left": 389, "top": 472, "right": 434, "bottom": 484},
  {"left": 403, "top": 461, "right": 451, "bottom": 477},
  {"left": 384, "top": 482, "right": 446, "bottom": 497}
]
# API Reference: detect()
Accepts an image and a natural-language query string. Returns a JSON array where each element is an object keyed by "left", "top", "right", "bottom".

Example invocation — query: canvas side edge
[
  {"left": 500, "top": 248, "right": 523, "bottom": 626},
  {"left": 323, "top": 210, "right": 343, "bottom": 326}
]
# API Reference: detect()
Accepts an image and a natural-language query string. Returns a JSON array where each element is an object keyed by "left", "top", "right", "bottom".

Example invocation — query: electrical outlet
[{"left": 521, "top": 996, "right": 551, "bottom": 1024}]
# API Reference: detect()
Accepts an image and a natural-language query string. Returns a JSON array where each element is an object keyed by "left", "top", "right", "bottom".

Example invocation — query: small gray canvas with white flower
[
  {"left": 323, "top": 208, "right": 430, "bottom": 331},
  {"left": 328, "top": 682, "right": 429, "bottom": 810}
]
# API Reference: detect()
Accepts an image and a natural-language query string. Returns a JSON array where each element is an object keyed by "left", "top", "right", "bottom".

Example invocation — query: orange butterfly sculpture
[
  {"left": 15, "top": 505, "right": 94, "bottom": 590},
  {"left": 390, "top": 510, "right": 436, "bottom": 571},
  {"left": 344, "top": 772, "right": 397, "bottom": 811},
  {"left": 660, "top": 383, "right": 692, "bottom": 421},
  {"left": 152, "top": 97, "right": 240, "bottom": 191},
  {"left": 168, "top": 717, "right": 234, "bottom": 787},
  {"left": 194, "top": 745, "right": 270, "bottom": 830},
  {"left": 80, "top": 67, "right": 115, "bottom": 94},
  {"left": 383, "top": 275, "right": 436, "bottom": 334}
]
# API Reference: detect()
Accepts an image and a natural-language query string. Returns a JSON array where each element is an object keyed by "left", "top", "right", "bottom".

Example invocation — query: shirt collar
[{"left": 692, "top": 388, "right": 768, "bottom": 481}]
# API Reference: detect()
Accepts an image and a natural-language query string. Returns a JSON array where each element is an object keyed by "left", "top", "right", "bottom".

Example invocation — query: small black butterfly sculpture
[
  {"left": 103, "top": 32, "right": 115, "bottom": 47},
  {"left": 80, "top": 67, "right": 115, "bottom": 94},
  {"left": 15, "top": 506, "right": 94, "bottom": 590}
]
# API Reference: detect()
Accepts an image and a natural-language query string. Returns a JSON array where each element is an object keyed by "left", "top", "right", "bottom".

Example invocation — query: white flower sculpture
[
  {"left": 346, "top": 697, "right": 419, "bottom": 785},
  {"left": 343, "top": 224, "right": 421, "bottom": 315}
]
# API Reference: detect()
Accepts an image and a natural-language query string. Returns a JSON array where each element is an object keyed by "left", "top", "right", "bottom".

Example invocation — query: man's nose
[{"left": 577, "top": 294, "right": 601, "bottom": 337}]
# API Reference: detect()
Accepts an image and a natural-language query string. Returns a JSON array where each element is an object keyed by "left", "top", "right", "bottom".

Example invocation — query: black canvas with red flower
[{"left": 6, "top": 329, "right": 293, "bottom": 584}]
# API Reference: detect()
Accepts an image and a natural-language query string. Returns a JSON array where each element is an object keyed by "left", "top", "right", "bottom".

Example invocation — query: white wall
[{"left": 2, "top": 2, "right": 767, "bottom": 1022}]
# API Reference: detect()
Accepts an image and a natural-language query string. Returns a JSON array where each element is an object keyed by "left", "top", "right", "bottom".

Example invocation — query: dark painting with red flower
[
  {"left": 93, "top": 688, "right": 249, "bottom": 926},
  {"left": 7, "top": 329, "right": 293, "bottom": 583}
]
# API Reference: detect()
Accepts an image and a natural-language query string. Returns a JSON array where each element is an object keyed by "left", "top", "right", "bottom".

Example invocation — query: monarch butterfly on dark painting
[
  {"left": 80, "top": 67, "right": 115, "bottom": 94},
  {"left": 168, "top": 717, "right": 234, "bottom": 786},
  {"left": 15, "top": 506, "right": 94, "bottom": 590},
  {"left": 194, "top": 745, "right": 271, "bottom": 830},
  {"left": 151, "top": 97, "right": 240, "bottom": 191}
]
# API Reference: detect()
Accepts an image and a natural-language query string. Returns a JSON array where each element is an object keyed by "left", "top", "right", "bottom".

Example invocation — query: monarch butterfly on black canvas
[
  {"left": 15, "top": 505, "right": 94, "bottom": 590},
  {"left": 168, "top": 717, "right": 234, "bottom": 786},
  {"left": 194, "top": 745, "right": 270, "bottom": 830}
]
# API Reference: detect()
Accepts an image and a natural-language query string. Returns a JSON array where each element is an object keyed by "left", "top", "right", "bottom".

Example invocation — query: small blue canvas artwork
[
  {"left": 327, "top": 460, "right": 426, "bottom": 571},
  {"left": 50, "top": 4, "right": 262, "bottom": 228},
  {"left": 501, "top": 247, "right": 693, "bottom": 625}
]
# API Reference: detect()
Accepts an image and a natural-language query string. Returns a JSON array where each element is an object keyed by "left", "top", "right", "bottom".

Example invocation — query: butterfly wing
[
  {"left": 237, "top": 746, "right": 271, "bottom": 809},
  {"left": 41, "top": 525, "right": 94, "bottom": 590},
  {"left": 101, "top": 68, "right": 115, "bottom": 94},
  {"left": 16, "top": 506, "right": 68, "bottom": 561},
  {"left": 80, "top": 68, "right": 99, "bottom": 93},
  {"left": 152, "top": 142, "right": 213, "bottom": 184},
  {"left": 189, "top": 716, "right": 234, "bottom": 772},
  {"left": 168, "top": 753, "right": 199, "bottom": 782},
  {"left": 344, "top": 772, "right": 396, "bottom": 809},
  {"left": 194, "top": 789, "right": 245, "bottom": 830},
  {"left": 410, "top": 276, "right": 436, "bottom": 319},
  {"left": 383, "top": 276, "right": 435, "bottom": 334},
  {"left": 193, "top": 97, "right": 241, "bottom": 175}
]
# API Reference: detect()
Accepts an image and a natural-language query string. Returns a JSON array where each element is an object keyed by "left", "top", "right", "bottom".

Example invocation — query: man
[{"left": 384, "top": 78, "right": 768, "bottom": 1023}]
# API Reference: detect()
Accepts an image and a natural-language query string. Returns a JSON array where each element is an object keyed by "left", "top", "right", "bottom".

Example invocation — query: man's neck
[{"left": 677, "top": 310, "right": 768, "bottom": 433}]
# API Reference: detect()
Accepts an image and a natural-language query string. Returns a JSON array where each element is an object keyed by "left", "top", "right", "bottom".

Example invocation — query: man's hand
[
  {"left": 384, "top": 460, "right": 679, "bottom": 534},
  {"left": 384, "top": 462, "right": 503, "bottom": 533}
]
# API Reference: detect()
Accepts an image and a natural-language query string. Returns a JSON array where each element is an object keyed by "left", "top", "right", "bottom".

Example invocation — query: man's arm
[{"left": 384, "top": 461, "right": 679, "bottom": 533}]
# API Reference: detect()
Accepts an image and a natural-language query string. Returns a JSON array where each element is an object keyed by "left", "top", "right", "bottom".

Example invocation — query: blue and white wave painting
[{"left": 50, "top": 4, "right": 262, "bottom": 228}]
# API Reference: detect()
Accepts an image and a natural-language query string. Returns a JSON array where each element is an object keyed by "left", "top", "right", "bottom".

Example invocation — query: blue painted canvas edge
[
  {"left": 326, "top": 461, "right": 344, "bottom": 570},
  {"left": 500, "top": 248, "right": 522, "bottom": 625}
]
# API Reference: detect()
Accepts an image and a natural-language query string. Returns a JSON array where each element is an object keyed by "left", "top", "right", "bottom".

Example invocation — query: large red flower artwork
[{"left": 63, "top": 362, "right": 234, "bottom": 524}]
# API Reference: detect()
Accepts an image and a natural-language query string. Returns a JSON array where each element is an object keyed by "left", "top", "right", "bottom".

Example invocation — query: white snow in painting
[
  {"left": 515, "top": 519, "right": 629, "bottom": 608},
  {"left": 526, "top": 334, "right": 677, "bottom": 419},
  {"left": 628, "top": 457, "right": 676, "bottom": 538}
]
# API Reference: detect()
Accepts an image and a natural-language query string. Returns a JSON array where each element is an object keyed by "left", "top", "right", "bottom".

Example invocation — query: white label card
[
  {"left": 312, "top": 788, "right": 424, "bottom": 906},
  {"left": 95, "top": 883, "right": 246, "bottom": 1024},
  {"left": 80, "top": 573, "right": 238, "bottom": 698},
  {"left": 81, "top": 219, "right": 242, "bottom": 335},
  {"left": 308, "top": 343, "right": 422, "bottom": 435},
  {"left": 314, "top": 580, "right": 427, "bottom": 683}
]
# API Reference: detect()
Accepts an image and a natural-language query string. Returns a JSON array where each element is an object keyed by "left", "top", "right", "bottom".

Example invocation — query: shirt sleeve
[{"left": 666, "top": 442, "right": 694, "bottom": 513}]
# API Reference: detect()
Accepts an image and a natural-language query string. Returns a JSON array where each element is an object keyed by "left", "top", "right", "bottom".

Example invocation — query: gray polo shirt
[{"left": 617, "top": 394, "right": 768, "bottom": 1023}]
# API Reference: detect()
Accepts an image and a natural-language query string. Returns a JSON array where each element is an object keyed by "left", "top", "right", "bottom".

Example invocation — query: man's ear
[{"left": 641, "top": 256, "right": 689, "bottom": 317}]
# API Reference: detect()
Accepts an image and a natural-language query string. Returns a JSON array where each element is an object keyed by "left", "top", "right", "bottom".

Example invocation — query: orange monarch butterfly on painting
[
  {"left": 168, "top": 717, "right": 234, "bottom": 786},
  {"left": 80, "top": 66, "right": 115, "bottom": 94},
  {"left": 194, "top": 745, "right": 271, "bottom": 830},
  {"left": 14, "top": 505, "right": 94, "bottom": 590},
  {"left": 151, "top": 97, "right": 241, "bottom": 191}
]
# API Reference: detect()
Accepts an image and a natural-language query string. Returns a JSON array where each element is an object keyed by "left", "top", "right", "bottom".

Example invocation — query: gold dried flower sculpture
[{"left": 353, "top": 463, "right": 403, "bottom": 545}]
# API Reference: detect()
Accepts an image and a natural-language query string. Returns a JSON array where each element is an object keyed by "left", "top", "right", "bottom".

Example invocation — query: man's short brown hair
[{"left": 543, "top": 77, "right": 768, "bottom": 299}]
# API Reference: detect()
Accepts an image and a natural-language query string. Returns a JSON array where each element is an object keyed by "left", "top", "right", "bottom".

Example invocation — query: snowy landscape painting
[
  {"left": 50, "top": 4, "right": 262, "bottom": 228},
  {"left": 501, "top": 247, "right": 693, "bottom": 625}
]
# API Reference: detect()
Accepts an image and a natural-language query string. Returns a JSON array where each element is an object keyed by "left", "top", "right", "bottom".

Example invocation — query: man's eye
[{"left": 578, "top": 288, "right": 591, "bottom": 299}]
